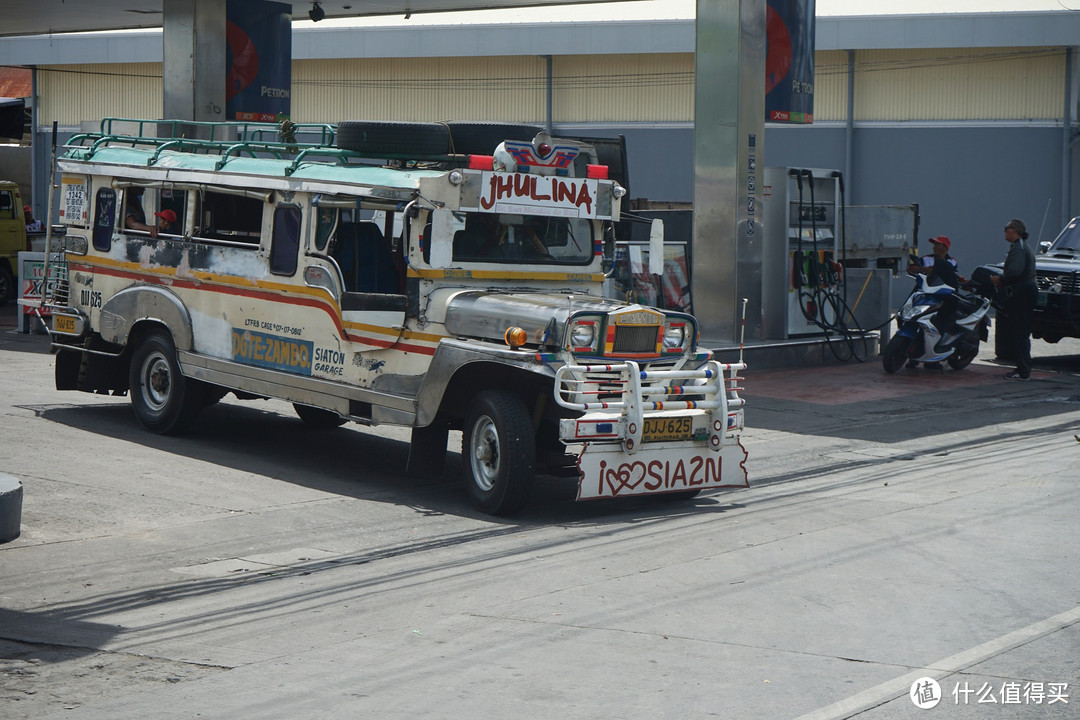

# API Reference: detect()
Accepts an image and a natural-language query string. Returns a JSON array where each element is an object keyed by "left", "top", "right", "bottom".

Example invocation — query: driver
[{"left": 906, "top": 235, "right": 962, "bottom": 369}]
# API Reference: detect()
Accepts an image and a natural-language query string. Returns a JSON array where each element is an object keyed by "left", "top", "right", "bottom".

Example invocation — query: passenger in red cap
[
  {"left": 905, "top": 235, "right": 963, "bottom": 369},
  {"left": 23, "top": 205, "right": 43, "bottom": 233},
  {"left": 154, "top": 209, "right": 177, "bottom": 233}
]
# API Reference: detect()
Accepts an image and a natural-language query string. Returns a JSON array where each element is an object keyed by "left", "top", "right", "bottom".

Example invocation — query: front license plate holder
[
  {"left": 53, "top": 315, "right": 77, "bottom": 334},
  {"left": 642, "top": 416, "right": 693, "bottom": 443}
]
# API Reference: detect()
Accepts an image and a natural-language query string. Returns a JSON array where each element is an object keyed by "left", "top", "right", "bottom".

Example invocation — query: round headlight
[
  {"left": 570, "top": 323, "right": 595, "bottom": 349},
  {"left": 663, "top": 325, "right": 685, "bottom": 350},
  {"left": 448, "top": 170, "right": 464, "bottom": 186},
  {"left": 612, "top": 183, "right": 627, "bottom": 199}
]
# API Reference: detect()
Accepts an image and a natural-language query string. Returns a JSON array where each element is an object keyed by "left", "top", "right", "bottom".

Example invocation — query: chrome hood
[{"left": 443, "top": 291, "right": 639, "bottom": 345}]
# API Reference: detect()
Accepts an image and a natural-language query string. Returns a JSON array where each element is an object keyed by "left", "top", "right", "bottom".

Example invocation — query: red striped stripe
[{"left": 73, "top": 262, "right": 438, "bottom": 356}]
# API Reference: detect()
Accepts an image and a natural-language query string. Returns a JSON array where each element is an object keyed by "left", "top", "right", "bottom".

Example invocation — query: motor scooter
[{"left": 882, "top": 270, "right": 994, "bottom": 373}]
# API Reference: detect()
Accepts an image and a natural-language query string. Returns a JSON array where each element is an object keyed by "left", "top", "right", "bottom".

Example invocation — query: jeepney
[{"left": 38, "top": 118, "right": 747, "bottom": 515}]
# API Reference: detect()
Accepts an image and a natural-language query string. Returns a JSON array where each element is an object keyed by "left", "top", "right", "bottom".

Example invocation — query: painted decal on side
[{"left": 232, "top": 328, "right": 313, "bottom": 375}]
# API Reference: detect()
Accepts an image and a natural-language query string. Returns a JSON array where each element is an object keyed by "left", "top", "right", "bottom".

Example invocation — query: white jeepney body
[{"left": 41, "top": 118, "right": 747, "bottom": 514}]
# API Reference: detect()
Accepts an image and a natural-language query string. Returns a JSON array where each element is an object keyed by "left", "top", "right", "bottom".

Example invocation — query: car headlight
[
  {"left": 568, "top": 320, "right": 598, "bottom": 352},
  {"left": 662, "top": 324, "right": 686, "bottom": 351}
]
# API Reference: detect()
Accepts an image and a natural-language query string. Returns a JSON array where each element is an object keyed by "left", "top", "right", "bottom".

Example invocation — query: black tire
[
  {"left": 293, "top": 403, "right": 346, "bottom": 428},
  {"left": 947, "top": 341, "right": 979, "bottom": 370},
  {"left": 336, "top": 121, "right": 451, "bottom": 156},
  {"left": 445, "top": 122, "right": 544, "bottom": 155},
  {"left": 462, "top": 390, "right": 535, "bottom": 516},
  {"left": 0, "top": 264, "right": 14, "bottom": 306},
  {"left": 882, "top": 334, "right": 912, "bottom": 374},
  {"left": 128, "top": 330, "right": 203, "bottom": 434}
]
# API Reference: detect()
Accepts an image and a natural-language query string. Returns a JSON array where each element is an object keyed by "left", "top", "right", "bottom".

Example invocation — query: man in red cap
[
  {"left": 23, "top": 205, "right": 43, "bottom": 233},
  {"left": 906, "top": 235, "right": 962, "bottom": 369},
  {"left": 154, "top": 209, "right": 177, "bottom": 234}
]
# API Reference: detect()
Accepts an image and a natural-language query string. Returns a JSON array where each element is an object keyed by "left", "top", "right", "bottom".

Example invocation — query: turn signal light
[{"left": 504, "top": 326, "right": 527, "bottom": 349}]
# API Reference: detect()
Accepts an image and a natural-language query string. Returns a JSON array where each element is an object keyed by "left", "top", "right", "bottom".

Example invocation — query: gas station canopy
[{"left": 0, "top": 0, "right": 626, "bottom": 38}]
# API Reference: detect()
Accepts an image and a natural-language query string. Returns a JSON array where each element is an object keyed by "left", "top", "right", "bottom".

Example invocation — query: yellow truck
[{"left": 0, "top": 179, "right": 31, "bottom": 305}]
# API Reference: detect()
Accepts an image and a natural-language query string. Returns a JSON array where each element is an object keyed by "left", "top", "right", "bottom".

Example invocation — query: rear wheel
[
  {"left": 293, "top": 403, "right": 346, "bottom": 428},
  {"left": 882, "top": 334, "right": 913, "bottom": 374},
  {"left": 128, "top": 330, "right": 203, "bottom": 434},
  {"left": 462, "top": 391, "right": 535, "bottom": 516},
  {"left": 947, "top": 341, "right": 979, "bottom": 370}
]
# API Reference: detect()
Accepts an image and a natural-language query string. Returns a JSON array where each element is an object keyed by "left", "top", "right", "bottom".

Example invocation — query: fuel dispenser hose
[{"left": 791, "top": 169, "right": 875, "bottom": 363}]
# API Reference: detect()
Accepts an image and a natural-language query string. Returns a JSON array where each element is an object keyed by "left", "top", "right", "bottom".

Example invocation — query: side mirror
[
  {"left": 1039, "top": 240, "right": 1052, "bottom": 254},
  {"left": 602, "top": 222, "right": 616, "bottom": 276}
]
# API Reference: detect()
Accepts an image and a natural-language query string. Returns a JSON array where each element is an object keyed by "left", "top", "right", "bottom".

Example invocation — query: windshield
[
  {"left": 451, "top": 212, "right": 593, "bottom": 265},
  {"left": 1049, "top": 218, "right": 1080, "bottom": 253}
]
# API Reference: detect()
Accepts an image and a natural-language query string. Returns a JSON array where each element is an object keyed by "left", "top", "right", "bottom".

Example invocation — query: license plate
[
  {"left": 642, "top": 416, "right": 693, "bottom": 443},
  {"left": 53, "top": 315, "right": 77, "bottom": 334}
]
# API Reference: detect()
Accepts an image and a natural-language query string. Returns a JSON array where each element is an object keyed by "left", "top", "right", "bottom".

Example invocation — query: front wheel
[
  {"left": 462, "top": 391, "right": 535, "bottom": 516},
  {"left": 128, "top": 330, "right": 203, "bottom": 434},
  {"left": 882, "top": 334, "right": 913, "bottom": 374},
  {"left": 947, "top": 341, "right": 979, "bottom": 370}
]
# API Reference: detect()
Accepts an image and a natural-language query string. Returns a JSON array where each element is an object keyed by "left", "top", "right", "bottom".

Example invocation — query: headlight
[
  {"left": 568, "top": 320, "right": 598, "bottom": 352},
  {"left": 662, "top": 324, "right": 686, "bottom": 350}
]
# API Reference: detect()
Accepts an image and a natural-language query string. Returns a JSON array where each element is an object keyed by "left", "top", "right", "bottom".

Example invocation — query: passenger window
[
  {"left": 122, "top": 187, "right": 156, "bottom": 234},
  {"left": 193, "top": 190, "right": 263, "bottom": 245},
  {"left": 271, "top": 206, "right": 301, "bottom": 276},
  {"left": 158, "top": 189, "right": 186, "bottom": 237},
  {"left": 93, "top": 188, "right": 117, "bottom": 251},
  {"left": 314, "top": 207, "right": 337, "bottom": 253},
  {"left": 0, "top": 190, "right": 13, "bottom": 220}
]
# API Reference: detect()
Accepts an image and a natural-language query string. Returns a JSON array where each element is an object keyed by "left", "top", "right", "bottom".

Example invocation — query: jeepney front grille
[
  {"left": 1037, "top": 270, "right": 1080, "bottom": 294},
  {"left": 611, "top": 324, "right": 659, "bottom": 354}
]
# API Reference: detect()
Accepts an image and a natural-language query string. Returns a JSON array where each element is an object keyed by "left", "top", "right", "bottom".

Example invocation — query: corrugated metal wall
[
  {"left": 814, "top": 50, "right": 849, "bottom": 123},
  {"left": 854, "top": 47, "right": 1065, "bottom": 122},
  {"left": 33, "top": 49, "right": 1066, "bottom": 128},
  {"left": 293, "top": 56, "right": 547, "bottom": 124},
  {"left": 37, "top": 64, "right": 162, "bottom": 127},
  {"left": 553, "top": 54, "right": 694, "bottom": 123}
]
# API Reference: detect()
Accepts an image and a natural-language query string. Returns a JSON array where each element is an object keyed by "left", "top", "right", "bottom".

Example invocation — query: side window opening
[
  {"left": 193, "top": 190, "right": 263, "bottom": 245},
  {"left": 158, "top": 189, "right": 186, "bottom": 238},
  {"left": 122, "top": 186, "right": 157, "bottom": 235},
  {"left": 331, "top": 208, "right": 402, "bottom": 295},
  {"left": 271, "top": 205, "right": 301, "bottom": 276},
  {"left": 0, "top": 190, "right": 14, "bottom": 220}
]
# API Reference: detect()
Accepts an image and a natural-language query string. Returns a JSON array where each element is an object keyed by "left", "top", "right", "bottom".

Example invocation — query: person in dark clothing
[
  {"left": 991, "top": 218, "right": 1037, "bottom": 380},
  {"left": 906, "top": 235, "right": 961, "bottom": 370}
]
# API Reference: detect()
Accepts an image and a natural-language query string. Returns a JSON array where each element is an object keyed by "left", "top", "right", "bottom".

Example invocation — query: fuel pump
[{"left": 760, "top": 166, "right": 866, "bottom": 360}]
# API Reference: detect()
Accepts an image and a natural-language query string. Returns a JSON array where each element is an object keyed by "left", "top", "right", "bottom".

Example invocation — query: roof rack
[
  {"left": 66, "top": 116, "right": 337, "bottom": 160},
  {"left": 62, "top": 117, "right": 471, "bottom": 174}
]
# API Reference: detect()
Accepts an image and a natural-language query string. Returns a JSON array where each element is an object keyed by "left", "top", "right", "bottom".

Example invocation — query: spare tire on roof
[
  {"left": 445, "top": 122, "right": 544, "bottom": 156},
  {"left": 336, "top": 121, "right": 452, "bottom": 156}
]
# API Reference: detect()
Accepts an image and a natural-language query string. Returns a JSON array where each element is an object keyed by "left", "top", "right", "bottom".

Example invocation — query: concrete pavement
[{"left": 0, "top": 299, "right": 1078, "bottom": 719}]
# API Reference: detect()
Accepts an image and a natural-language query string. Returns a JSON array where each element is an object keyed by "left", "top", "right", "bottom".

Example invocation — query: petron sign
[{"left": 765, "top": 0, "right": 815, "bottom": 124}]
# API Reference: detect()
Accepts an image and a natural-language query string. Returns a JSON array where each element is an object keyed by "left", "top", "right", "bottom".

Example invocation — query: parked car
[
  {"left": 1027, "top": 217, "right": 1080, "bottom": 343},
  {"left": 0, "top": 180, "right": 32, "bottom": 305}
]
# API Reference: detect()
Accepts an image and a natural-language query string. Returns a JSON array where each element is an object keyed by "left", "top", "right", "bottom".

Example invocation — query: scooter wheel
[{"left": 882, "top": 334, "right": 912, "bottom": 374}]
